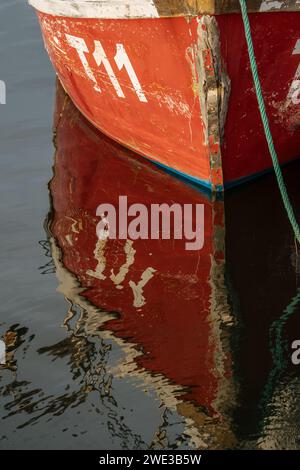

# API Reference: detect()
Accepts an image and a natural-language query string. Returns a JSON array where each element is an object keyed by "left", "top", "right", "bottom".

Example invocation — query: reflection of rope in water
[
  {"left": 38, "top": 240, "right": 55, "bottom": 275},
  {"left": 260, "top": 286, "right": 300, "bottom": 416}
]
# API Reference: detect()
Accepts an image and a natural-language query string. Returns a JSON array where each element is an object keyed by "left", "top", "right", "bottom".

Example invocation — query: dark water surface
[{"left": 1, "top": 1, "right": 300, "bottom": 450}]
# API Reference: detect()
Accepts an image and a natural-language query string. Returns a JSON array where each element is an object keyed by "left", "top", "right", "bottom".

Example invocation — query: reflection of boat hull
[
  {"left": 50, "top": 81, "right": 235, "bottom": 426},
  {"left": 48, "top": 81, "right": 300, "bottom": 449},
  {"left": 30, "top": 1, "right": 300, "bottom": 191}
]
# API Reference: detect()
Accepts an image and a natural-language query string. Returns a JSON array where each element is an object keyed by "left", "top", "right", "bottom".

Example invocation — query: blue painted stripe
[
  {"left": 143, "top": 152, "right": 300, "bottom": 193},
  {"left": 144, "top": 158, "right": 224, "bottom": 194}
]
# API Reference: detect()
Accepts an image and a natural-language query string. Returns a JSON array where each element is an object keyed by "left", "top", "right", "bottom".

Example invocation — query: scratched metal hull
[{"left": 29, "top": 1, "right": 300, "bottom": 191}]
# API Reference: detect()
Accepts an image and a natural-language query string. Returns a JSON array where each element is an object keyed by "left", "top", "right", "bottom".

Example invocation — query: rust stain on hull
[{"left": 193, "top": 16, "right": 231, "bottom": 190}]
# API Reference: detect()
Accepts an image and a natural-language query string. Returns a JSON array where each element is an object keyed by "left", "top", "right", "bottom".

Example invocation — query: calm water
[{"left": 1, "top": 0, "right": 300, "bottom": 451}]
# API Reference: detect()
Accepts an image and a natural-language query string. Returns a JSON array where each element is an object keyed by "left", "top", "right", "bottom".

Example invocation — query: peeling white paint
[
  {"left": 259, "top": 1, "right": 285, "bottom": 11},
  {"left": 29, "top": 0, "right": 159, "bottom": 19}
]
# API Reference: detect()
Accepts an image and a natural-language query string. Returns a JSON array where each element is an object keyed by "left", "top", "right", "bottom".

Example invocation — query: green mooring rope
[{"left": 239, "top": 0, "right": 300, "bottom": 244}]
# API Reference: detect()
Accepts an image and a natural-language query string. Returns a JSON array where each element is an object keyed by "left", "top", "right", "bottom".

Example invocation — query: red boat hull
[{"left": 31, "top": 2, "right": 300, "bottom": 190}]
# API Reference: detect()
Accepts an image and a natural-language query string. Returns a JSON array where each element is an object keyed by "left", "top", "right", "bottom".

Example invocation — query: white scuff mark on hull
[
  {"left": 28, "top": 0, "right": 159, "bottom": 19},
  {"left": 51, "top": 35, "right": 67, "bottom": 54},
  {"left": 155, "top": 91, "right": 191, "bottom": 118}
]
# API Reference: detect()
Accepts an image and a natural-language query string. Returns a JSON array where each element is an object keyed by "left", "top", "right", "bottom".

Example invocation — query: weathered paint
[
  {"left": 218, "top": 13, "right": 300, "bottom": 182},
  {"left": 38, "top": 13, "right": 213, "bottom": 187},
  {"left": 29, "top": 0, "right": 300, "bottom": 18},
  {"left": 31, "top": 4, "right": 300, "bottom": 190},
  {"left": 195, "top": 16, "right": 230, "bottom": 189}
]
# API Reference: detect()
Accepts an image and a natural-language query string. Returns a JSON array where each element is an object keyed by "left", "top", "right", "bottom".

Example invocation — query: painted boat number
[
  {"left": 66, "top": 34, "right": 300, "bottom": 107},
  {"left": 66, "top": 34, "right": 147, "bottom": 103},
  {"left": 288, "top": 39, "right": 300, "bottom": 105}
]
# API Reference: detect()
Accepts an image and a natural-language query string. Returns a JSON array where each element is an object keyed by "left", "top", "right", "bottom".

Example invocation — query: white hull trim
[{"left": 28, "top": 0, "right": 160, "bottom": 19}]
